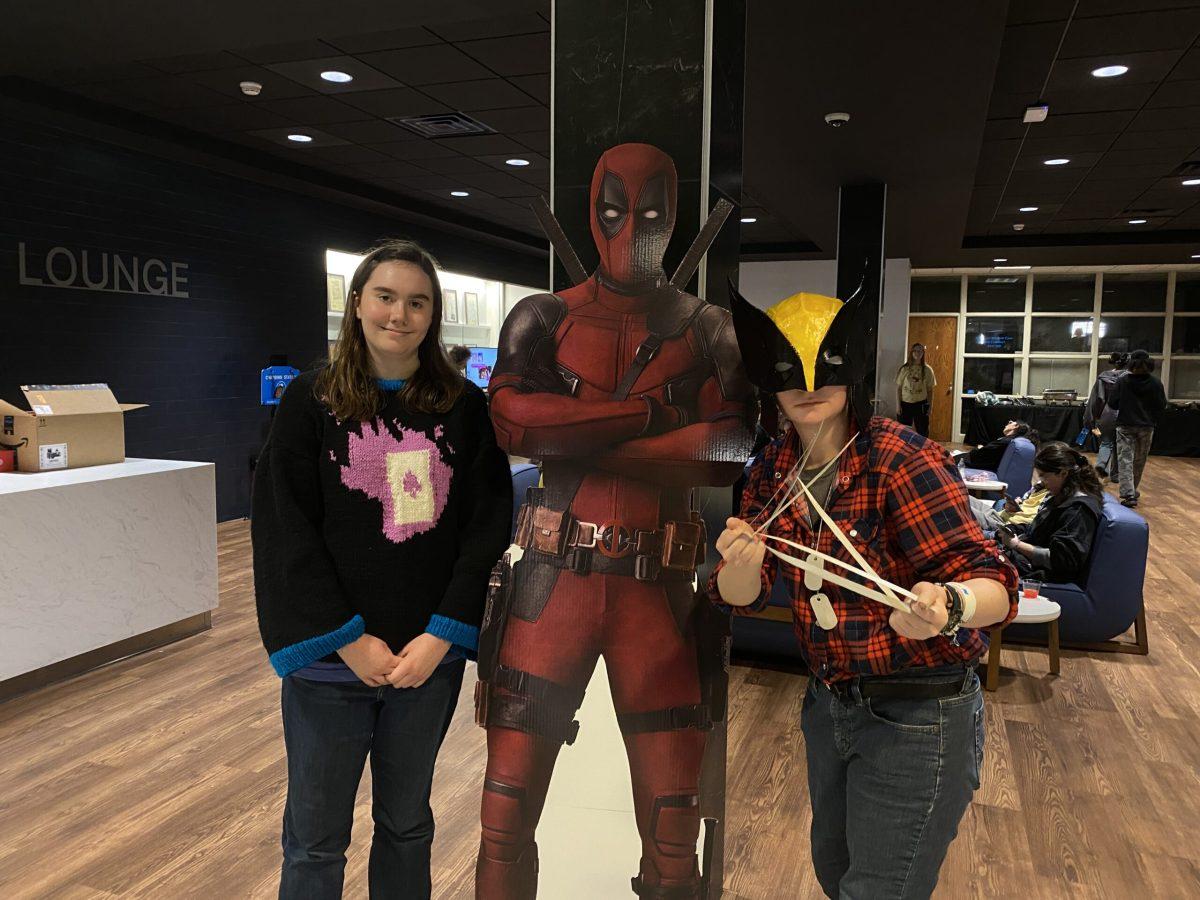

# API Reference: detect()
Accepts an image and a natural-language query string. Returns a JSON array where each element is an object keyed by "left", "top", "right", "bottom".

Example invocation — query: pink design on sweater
[{"left": 339, "top": 420, "right": 453, "bottom": 543}]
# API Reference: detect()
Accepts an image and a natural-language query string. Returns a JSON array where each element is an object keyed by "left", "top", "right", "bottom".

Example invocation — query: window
[
  {"left": 962, "top": 357, "right": 1020, "bottom": 395},
  {"left": 1098, "top": 316, "right": 1164, "bottom": 354},
  {"left": 965, "top": 317, "right": 1023, "bottom": 353},
  {"left": 910, "top": 278, "right": 960, "bottom": 312},
  {"left": 1031, "top": 316, "right": 1094, "bottom": 353},
  {"left": 1101, "top": 273, "right": 1167, "bottom": 312},
  {"left": 1176, "top": 273, "right": 1200, "bottom": 312},
  {"left": 1033, "top": 275, "right": 1094, "bottom": 313},
  {"left": 1027, "top": 360, "right": 1092, "bottom": 396},
  {"left": 1170, "top": 359, "right": 1200, "bottom": 399},
  {"left": 966, "top": 275, "right": 1025, "bottom": 312},
  {"left": 1173, "top": 316, "right": 1200, "bottom": 354}
]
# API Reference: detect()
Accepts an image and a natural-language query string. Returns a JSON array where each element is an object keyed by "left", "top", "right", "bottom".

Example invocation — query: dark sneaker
[{"left": 1095, "top": 466, "right": 1107, "bottom": 478}]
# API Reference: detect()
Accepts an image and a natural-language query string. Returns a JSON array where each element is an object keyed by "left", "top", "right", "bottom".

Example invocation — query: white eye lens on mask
[
  {"left": 824, "top": 353, "right": 844, "bottom": 366},
  {"left": 643, "top": 210, "right": 659, "bottom": 219},
  {"left": 775, "top": 362, "right": 794, "bottom": 373},
  {"left": 604, "top": 209, "right": 619, "bottom": 218}
]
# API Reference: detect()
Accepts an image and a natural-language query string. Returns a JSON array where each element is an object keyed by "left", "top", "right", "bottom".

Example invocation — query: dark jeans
[
  {"left": 897, "top": 401, "right": 930, "bottom": 438},
  {"left": 279, "top": 658, "right": 466, "bottom": 900},
  {"left": 801, "top": 668, "right": 984, "bottom": 899},
  {"left": 1116, "top": 425, "right": 1154, "bottom": 503}
]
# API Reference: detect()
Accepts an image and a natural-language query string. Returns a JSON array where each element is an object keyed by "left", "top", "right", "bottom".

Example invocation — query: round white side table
[{"left": 985, "top": 595, "right": 1062, "bottom": 691}]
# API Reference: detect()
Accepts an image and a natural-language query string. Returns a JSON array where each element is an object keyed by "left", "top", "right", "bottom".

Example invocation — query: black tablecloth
[{"left": 964, "top": 401, "right": 1200, "bottom": 457}]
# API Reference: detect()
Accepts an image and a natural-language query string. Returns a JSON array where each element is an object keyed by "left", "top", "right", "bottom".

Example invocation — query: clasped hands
[{"left": 337, "top": 632, "right": 451, "bottom": 688}]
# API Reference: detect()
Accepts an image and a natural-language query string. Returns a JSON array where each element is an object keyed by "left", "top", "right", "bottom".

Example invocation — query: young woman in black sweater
[
  {"left": 996, "top": 442, "right": 1103, "bottom": 585},
  {"left": 252, "top": 240, "right": 512, "bottom": 899}
]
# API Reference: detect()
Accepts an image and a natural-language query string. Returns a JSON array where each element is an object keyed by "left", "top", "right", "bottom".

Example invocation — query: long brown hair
[
  {"left": 1035, "top": 441, "right": 1104, "bottom": 505},
  {"left": 317, "top": 240, "right": 464, "bottom": 421}
]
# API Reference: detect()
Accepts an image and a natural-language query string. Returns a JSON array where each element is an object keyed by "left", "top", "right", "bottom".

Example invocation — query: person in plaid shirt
[{"left": 712, "top": 286, "right": 1019, "bottom": 899}]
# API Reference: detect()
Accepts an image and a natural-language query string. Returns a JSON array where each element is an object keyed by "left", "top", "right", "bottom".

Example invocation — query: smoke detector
[
  {"left": 240, "top": 81, "right": 263, "bottom": 97},
  {"left": 824, "top": 112, "right": 850, "bottom": 127},
  {"left": 1012, "top": 223, "right": 1025, "bottom": 232}
]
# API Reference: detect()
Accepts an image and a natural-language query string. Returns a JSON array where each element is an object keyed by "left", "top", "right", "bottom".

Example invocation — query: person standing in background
[
  {"left": 1107, "top": 349, "right": 1167, "bottom": 509},
  {"left": 896, "top": 342, "right": 936, "bottom": 437},
  {"left": 1084, "top": 351, "right": 1127, "bottom": 482},
  {"left": 449, "top": 344, "right": 472, "bottom": 375}
]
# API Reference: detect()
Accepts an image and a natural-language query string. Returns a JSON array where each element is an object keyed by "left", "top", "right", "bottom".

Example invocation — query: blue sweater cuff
[
  {"left": 268, "top": 615, "right": 365, "bottom": 677},
  {"left": 426, "top": 615, "right": 479, "bottom": 660}
]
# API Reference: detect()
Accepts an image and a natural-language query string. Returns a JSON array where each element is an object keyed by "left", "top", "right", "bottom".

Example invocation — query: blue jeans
[
  {"left": 279, "top": 658, "right": 466, "bottom": 900},
  {"left": 801, "top": 668, "right": 984, "bottom": 899}
]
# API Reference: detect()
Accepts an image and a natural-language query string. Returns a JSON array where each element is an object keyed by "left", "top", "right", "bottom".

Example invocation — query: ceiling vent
[{"left": 389, "top": 112, "right": 495, "bottom": 139}]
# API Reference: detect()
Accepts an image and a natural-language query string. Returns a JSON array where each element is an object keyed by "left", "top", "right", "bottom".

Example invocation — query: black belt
[{"left": 821, "top": 666, "right": 976, "bottom": 702}]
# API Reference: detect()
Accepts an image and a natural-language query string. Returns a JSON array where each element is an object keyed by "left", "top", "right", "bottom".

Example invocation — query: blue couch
[
  {"left": 960, "top": 436, "right": 1036, "bottom": 500},
  {"left": 1005, "top": 494, "right": 1149, "bottom": 651}
]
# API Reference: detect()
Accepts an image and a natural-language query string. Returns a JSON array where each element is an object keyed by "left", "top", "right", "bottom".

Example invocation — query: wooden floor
[{"left": 2, "top": 455, "right": 1199, "bottom": 899}]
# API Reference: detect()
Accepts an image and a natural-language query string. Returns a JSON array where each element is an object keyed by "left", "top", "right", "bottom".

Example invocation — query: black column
[{"left": 836, "top": 183, "right": 887, "bottom": 413}]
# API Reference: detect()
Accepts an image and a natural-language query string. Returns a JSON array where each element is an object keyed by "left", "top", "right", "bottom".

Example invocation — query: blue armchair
[
  {"left": 960, "top": 436, "right": 1036, "bottom": 500},
  {"left": 1005, "top": 494, "right": 1149, "bottom": 653}
]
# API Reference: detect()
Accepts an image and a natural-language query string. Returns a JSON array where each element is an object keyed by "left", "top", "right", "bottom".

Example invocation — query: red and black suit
[{"left": 476, "top": 143, "right": 755, "bottom": 898}]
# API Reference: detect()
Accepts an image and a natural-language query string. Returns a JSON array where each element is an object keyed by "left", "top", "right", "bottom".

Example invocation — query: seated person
[
  {"left": 956, "top": 420, "right": 1038, "bottom": 471},
  {"left": 968, "top": 482, "right": 1049, "bottom": 533},
  {"left": 995, "top": 442, "right": 1103, "bottom": 585}
]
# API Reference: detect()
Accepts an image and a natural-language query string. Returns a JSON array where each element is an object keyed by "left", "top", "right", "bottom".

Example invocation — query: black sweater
[
  {"left": 1107, "top": 372, "right": 1167, "bottom": 428},
  {"left": 252, "top": 369, "right": 513, "bottom": 676},
  {"left": 1008, "top": 492, "right": 1102, "bottom": 584},
  {"left": 963, "top": 435, "right": 1014, "bottom": 472}
]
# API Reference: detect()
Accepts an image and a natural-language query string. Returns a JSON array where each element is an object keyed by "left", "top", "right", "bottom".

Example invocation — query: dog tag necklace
[{"left": 799, "top": 466, "right": 840, "bottom": 631}]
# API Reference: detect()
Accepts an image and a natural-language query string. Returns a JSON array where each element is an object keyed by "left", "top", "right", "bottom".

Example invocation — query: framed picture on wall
[
  {"left": 443, "top": 289, "right": 459, "bottom": 324},
  {"left": 327, "top": 273, "right": 346, "bottom": 313},
  {"left": 464, "top": 291, "right": 479, "bottom": 326}
]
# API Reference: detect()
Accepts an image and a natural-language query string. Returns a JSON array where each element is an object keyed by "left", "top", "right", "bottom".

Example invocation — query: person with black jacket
[
  {"left": 996, "top": 442, "right": 1103, "bottom": 584},
  {"left": 958, "top": 419, "right": 1038, "bottom": 471},
  {"left": 1108, "top": 349, "right": 1168, "bottom": 508},
  {"left": 1084, "top": 351, "right": 1128, "bottom": 481},
  {"left": 252, "top": 240, "right": 512, "bottom": 899}
]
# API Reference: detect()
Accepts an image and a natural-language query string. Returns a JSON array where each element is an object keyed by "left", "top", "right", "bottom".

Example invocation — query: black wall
[{"left": 0, "top": 100, "right": 546, "bottom": 521}]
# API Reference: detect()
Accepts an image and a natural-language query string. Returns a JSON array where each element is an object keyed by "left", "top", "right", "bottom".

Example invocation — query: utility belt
[{"left": 513, "top": 501, "right": 706, "bottom": 582}]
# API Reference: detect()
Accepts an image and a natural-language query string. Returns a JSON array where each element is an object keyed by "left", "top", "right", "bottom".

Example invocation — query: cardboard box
[{"left": 0, "top": 384, "right": 147, "bottom": 473}]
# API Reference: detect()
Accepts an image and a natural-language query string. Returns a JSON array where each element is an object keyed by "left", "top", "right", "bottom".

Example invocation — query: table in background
[
  {"left": 964, "top": 399, "right": 1200, "bottom": 457},
  {"left": 985, "top": 595, "right": 1061, "bottom": 691}
]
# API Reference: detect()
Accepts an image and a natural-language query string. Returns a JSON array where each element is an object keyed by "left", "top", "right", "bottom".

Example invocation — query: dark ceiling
[{"left": 4, "top": 0, "right": 1200, "bottom": 267}]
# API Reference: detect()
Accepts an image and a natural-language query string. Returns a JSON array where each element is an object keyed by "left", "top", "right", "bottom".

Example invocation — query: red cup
[{"left": 1021, "top": 582, "right": 1041, "bottom": 600}]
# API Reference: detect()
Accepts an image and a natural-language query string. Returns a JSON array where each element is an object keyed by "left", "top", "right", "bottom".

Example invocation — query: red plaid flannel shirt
[{"left": 708, "top": 417, "right": 1019, "bottom": 682}]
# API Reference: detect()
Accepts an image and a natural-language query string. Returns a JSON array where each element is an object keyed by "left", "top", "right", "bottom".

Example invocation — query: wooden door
[{"left": 906, "top": 316, "right": 957, "bottom": 443}]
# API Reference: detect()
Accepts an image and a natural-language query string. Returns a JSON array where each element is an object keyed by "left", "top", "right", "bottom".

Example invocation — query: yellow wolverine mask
[{"left": 765, "top": 292, "right": 844, "bottom": 392}]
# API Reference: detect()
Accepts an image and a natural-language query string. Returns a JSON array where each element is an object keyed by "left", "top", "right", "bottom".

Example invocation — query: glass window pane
[
  {"left": 1170, "top": 359, "right": 1200, "bottom": 399},
  {"left": 1176, "top": 273, "right": 1200, "bottom": 312},
  {"left": 965, "top": 316, "right": 1023, "bottom": 353},
  {"left": 1031, "top": 316, "right": 1094, "bottom": 352},
  {"left": 962, "top": 358, "right": 1020, "bottom": 395},
  {"left": 1028, "top": 359, "right": 1092, "bottom": 396},
  {"left": 1101, "top": 273, "right": 1167, "bottom": 312},
  {"left": 1032, "top": 275, "right": 1094, "bottom": 313},
  {"left": 911, "top": 278, "right": 960, "bottom": 312},
  {"left": 1098, "top": 316, "right": 1164, "bottom": 353},
  {"left": 967, "top": 275, "right": 1025, "bottom": 312},
  {"left": 1173, "top": 316, "right": 1200, "bottom": 353}
]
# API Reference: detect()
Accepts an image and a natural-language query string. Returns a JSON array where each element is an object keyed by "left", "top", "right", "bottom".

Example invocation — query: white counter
[{"left": 0, "top": 458, "right": 217, "bottom": 684}]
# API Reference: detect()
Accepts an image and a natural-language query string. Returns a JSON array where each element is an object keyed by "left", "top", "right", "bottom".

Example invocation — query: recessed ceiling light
[
  {"left": 993, "top": 257, "right": 1008, "bottom": 263},
  {"left": 1044, "top": 158, "right": 1070, "bottom": 166},
  {"left": 1091, "top": 65, "right": 1129, "bottom": 78},
  {"left": 994, "top": 265, "right": 1031, "bottom": 270},
  {"left": 740, "top": 217, "right": 757, "bottom": 223},
  {"left": 1192, "top": 254, "right": 1200, "bottom": 259},
  {"left": 1184, "top": 178, "right": 1200, "bottom": 186},
  {"left": 1020, "top": 206, "right": 1039, "bottom": 212},
  {"left": 450, "top": 190, "right": 470, "bottom": 197},
  {"left": 321, "top": 71, "right": 353, "bottom": 83},
  {"left": 287, "top": 133, "right": 313, "bottom": 143},
  {"left": 1129, "top": 219, "right": 1148, "bottom": 225},
  {"left": 505, "top": 158, "right": 530, "bottom": 166}
]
